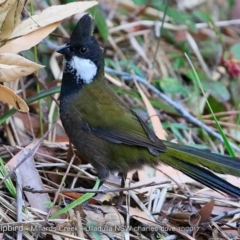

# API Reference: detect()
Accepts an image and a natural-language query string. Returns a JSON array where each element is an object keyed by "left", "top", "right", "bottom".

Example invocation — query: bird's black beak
[{"left": 56, "top": 45, "right": 72, "bottom": 57}]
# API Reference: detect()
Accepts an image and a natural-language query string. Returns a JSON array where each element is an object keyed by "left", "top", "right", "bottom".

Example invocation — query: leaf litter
[{"left": 0, "top": 0, "right": 240, "bottom": 240}]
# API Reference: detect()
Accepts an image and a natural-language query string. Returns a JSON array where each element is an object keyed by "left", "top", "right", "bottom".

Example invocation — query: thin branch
[
  {"left": 213, "top": 208, "right": 240, "bottom": 222},
  {"left": 23, "top": 180, "right": 170, "bottom": 194},
  {"left": 109, "top": 19, "right": 240, "bottom": 33}
]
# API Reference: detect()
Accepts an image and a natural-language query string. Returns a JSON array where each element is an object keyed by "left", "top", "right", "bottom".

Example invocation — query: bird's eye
[{"left": 80, "top": 47, "right": 88, "bottom": 54}]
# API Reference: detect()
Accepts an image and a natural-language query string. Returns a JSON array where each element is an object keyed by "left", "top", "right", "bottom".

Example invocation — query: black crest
[{"left": 70, "top": 14, "right": 94, "bottom": 44}]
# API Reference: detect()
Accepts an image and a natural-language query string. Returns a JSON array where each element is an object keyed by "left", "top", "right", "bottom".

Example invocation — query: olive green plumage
[{"left": 58, "top": 14, "right": 240, "bottom": 197}]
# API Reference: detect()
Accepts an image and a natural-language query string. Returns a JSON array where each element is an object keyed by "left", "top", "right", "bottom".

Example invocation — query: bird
[{"left": 57, "top": 14, "right": 240, "bottom": 198}]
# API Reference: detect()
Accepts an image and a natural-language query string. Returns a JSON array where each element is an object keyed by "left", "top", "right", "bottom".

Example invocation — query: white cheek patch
[{"left": 70, "top": 56, "right": 97, "bottom": 84}]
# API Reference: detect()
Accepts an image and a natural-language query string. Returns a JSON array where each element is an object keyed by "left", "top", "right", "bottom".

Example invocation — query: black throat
[{"left": 60, "top": 62, "right": 84, "bottom": 98}]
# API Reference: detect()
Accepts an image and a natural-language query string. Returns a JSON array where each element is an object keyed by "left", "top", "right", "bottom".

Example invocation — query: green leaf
[
  {"left": 193, "top": 10, "right": 211, "bottom": 22},
  {"left": 105, "top": 58, "right": 117, "bottom": 69},
  {"left": 89, "top": 6, "right": 109, "bottom": 41},
  {"left": 230, "top": 43, "right": 240, "bottom": 60},
  {"left": 229, "top": 79, "right": 240, "bottom": 107},
  {"left": 227, "top": 0, "right": 235, "bottom": 7},
  {"left": 50, "top": 178, "right": 101, "bottom": 219},
  {"left": 119, "top": 60, "right": 145, "bottom": 77},
  {"left": 159, "top": 77, "right": 188, "bottom": 97},
  {"left": 202, "top": 81, "right": 230, "bottom": 102},
  {"left": 199, "top": 40, "right": 221, "bottom": 59},
  {"left": 172, "top": 55, "right": 185, "bottom": 70},
  {"left": 0, "top": 157, "right": 17, "bottom": 198}
]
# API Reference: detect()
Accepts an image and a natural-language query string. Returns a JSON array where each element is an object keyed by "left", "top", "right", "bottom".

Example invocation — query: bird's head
[{"left": 57, "top": 14, "right": 104, "bottom": 86}]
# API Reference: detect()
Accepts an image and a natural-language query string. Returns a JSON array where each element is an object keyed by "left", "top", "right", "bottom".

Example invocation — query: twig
[
  {"left": 203, "top": 208, "right": 240, "bottom": 226},
  {"left": 16, "top": 169, "right": 23, "bottom": 240},
  {"left": 23, "top": 181, "right": 170, "bottom": 194},
  {"left": 105, "top": 67, "right": 240, "bottom": 153}
]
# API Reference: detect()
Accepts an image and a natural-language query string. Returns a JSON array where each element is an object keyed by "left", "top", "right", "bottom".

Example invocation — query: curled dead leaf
[
  {"left": 0, "top": 0, "right": 27, "bottom": 42},
  {"left": 0, "top": 0, "right": 15, "bottom": 37},
  {"left": 189, "top": 213, "right": 201, "bottom": 227},
  {"left": 0, "top": 84, "right": 29, "bottom": 112},
  {"left": 0, "top": 53, "right": 44, "bottom": 81}
]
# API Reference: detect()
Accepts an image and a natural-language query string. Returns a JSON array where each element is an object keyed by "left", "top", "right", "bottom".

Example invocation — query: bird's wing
[
  {"left": 81, "top": 110, "right": 166, "bottom": 155},
  {"left": 82, "top": 121, "right": 166, "bottom": 155},
  {"left": 78, "top": 80, "right": 166, "bottom": 154}
]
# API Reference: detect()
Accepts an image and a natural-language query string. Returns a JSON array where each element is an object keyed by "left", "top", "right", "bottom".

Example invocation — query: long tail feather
[
  {"left": 160, "top": 141, "right": 240, "bottom": 197},
  {"left": 170, "top": 160, "right": 240, "bottom": 197}
]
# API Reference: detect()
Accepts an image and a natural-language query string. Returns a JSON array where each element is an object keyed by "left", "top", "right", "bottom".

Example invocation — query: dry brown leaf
[
  {"left": 197, "top": 199, "right": 215, "bottom": 224},
  {"left": 0, "top": 0, "right": 15, "bottom": 31},
  {"left": 0, "top": 0, "right": 15, "bottom": 39},
  {"left": 0, "top": 53, "right": 44, "bottom": 81},
  {"left": 168, "top": 212, "right": 192, "bottom": 225},
  {"left": 0, "top": 84, "right": 29, "bottom": 112},
  {"left": 10, "top": 1, "right": 98, "bottom": 39},
  {"left": 0, "top": 22, "right": 60, "bottom": 53},
  {"left": 0, "top": 0, "right": 27, "bottom": 41}
]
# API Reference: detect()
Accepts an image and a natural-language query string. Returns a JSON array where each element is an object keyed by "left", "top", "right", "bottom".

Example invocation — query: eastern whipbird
[{"left": 57, "top": 14, "right": 240, "bottom": 198}]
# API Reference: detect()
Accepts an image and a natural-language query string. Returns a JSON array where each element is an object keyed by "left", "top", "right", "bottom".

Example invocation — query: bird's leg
[{"left": 116, "top": 172, "right": 127, "bottom": 207}]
